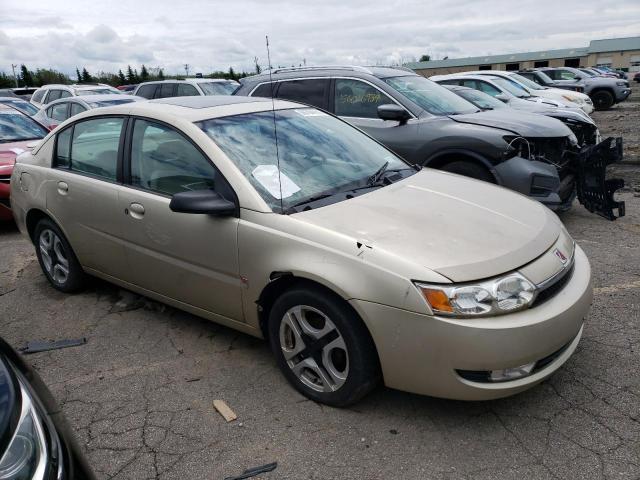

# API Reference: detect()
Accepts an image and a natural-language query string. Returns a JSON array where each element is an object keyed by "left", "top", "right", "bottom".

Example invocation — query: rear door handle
[
  {"left": 57, "top": 181, "right": 68, "bottom": 195},
  {"left": 127, "top": 202, "right": 145, "bottom": 219}
]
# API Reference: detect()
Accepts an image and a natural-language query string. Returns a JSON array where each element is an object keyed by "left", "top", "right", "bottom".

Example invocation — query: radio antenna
[{"left": 266, "top": 35, "right": 284, "bottom": 212}]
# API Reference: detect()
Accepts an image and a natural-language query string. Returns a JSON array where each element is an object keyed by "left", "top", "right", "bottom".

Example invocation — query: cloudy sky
[{"left": 1, "top": 0, "right": 639, "bottom": 77}]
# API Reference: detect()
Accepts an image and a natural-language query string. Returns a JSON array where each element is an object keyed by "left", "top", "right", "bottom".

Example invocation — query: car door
[
  {"left": 332, "top": 78, "right": 418, "bottom": 159},
  {"left": 46, "top": 116, "right": 130, "bottom": 279},
  {"left": 116, "top": 118, "right": 243, "bottom": 320}
]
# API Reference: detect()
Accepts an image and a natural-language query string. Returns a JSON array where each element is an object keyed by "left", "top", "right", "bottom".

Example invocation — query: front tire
[
  {"left": 591, "top": 90, "right": 614, "bottom": 110},
  {"left": 34, "top": 218, "right": 86, "bottom": 292},
  {"left": 268, "top": 286, "right": 379, "bottom": 407}
]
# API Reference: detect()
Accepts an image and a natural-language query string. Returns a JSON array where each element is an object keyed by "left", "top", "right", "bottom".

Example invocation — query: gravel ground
[{"left": 1, "top": 96, "right": 639, "bottom": 480}]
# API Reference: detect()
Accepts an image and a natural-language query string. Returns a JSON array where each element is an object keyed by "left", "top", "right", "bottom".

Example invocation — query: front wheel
[
  {"left": 591, "top": 90, "right": 614, "bottom": 110},
  {"left": 268, "top": 286, "right": 379, "bottom": 407}
]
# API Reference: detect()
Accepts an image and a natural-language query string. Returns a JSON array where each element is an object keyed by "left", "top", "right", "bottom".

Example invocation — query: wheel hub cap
[{"left": 39, "top": 229, "right": 69, "bottom": 285}]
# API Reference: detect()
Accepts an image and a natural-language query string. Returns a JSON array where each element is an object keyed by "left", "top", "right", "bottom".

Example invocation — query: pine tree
[
  {"left": 140, "top": 65, "right": 149, "bottom": 82},
  {"left": 158, "top": 68, "right": 165, "bottom": 80},
  {"left": 126, "top": 65, "right": 135, "bottom": 84},
  {"left": 76, "top": 68, "right": 82, "bottom": 83},
  {"left": 133, "top": 69, "right": 139, "bottom": 83},
  {"left": 81, "top": 68, "right": 92, "bottom": 83},
  {"left": 20, "top": 65, "right": 34, "bottom": 87},
  {"left": 118, "top": 69, "right": 126, "bottom": 85},
  {"left": 228, "top": 67, "right": 236, "bottom": 81}
]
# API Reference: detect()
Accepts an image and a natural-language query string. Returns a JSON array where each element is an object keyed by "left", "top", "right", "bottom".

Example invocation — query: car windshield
[
  {"left": 535, "top": 71, "right": 555, "bottom": 84},
  {"left": 0, "top": 99, "right": 39, "bottom": 116},
  {"left": 0, "top": 110, "right": 48, "bottom": 143},
  {"left": 199, "top": 82, "right": 238, "bottom": 95},
  {"left": 579, "top": 69, "right": 597, "bottom": 77},
  {"left": 87, "top": 99, "right": 137, "bottom": 107},
  {"left": 508, "top": 73, "right": 544, "bottom": 91},
  {"left": 77, "top": 88, "right": 120, "bottom": 96},
  {"left": 383, "top": 75, "right": 478, "bottom": 115},
  {"left": 456, "top": 89, "right": 507, "bottom": 110},
  {"left": 491, "top": 77, "right": 531, "bottom": 98},
  {"left": 198, "top": 108, "right": 412, "bottom": 212}
]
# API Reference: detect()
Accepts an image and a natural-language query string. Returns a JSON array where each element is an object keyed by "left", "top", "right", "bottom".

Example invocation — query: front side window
[
  {"left": 177, "top": 84, "right": 200, "bottom": 97},
  {"left": 31, "top": 90, "right": 46, "bottom": 103},
  {"left": 59, "top": 90, "right": 72, "bottom": 99},
  {"left": 0, "top": 110, "right": 48, "bottom": 142},
  {"left": 47, "top": 90, "right": 62, "bottom": 102},
  {"left": 64, "top": 117, "right": 124, "bottom": 181},
  {"left": 199, "top": 82, "right": 238, "bottom": 95},
  {"left": 49, "top": 103, "right": 69, "bottom": 121},
  {"left": 55, "top": 128, "right": 72, "bottom": 167},
  {"left": 198, "top": 108, "right": 411, "bottom": 212},
  {"left": 276, "top": 79, "right": 329, "bottom": 109},
  {"left": 159, "top": 83, "right": 175, "bottom": 98},
  {"left": 384, "top": 75, "right": 478, "bottom": 115},
  {"left": 334, "top": 79, "right": 395, "bottom": 119},
  {"left": 130, "top": 119, "right": 218, "bottom": 196},
  {"left": 70, "top": 103, "right": 86, "bottom": 116},
  {"left": 471, "top": 80, "right": 501, "bottom": 97},
  {"left": 251, "top": 83, "right": 275, "bottom": 97}
]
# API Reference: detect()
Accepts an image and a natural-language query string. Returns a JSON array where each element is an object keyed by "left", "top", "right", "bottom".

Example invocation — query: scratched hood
[
  {"left": 449, "top": 109, "right": 573, "bottom": 138},
  {"left": 293, "top": 169, "right": 561, "bottom": 282}
]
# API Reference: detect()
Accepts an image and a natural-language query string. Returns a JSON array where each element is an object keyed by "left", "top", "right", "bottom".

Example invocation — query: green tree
[
  {"left": 81, "top": 67, "right": 92, "bottom": 83},
  {"left": 20, "top": 65, "right": 34, "bottom": 87},
  {"left": 76, "top": 68, "right": 82, "bottom": 83},
  {"left": 419, "top": 54, "right": 431, "bottom": 62},
  {"left": 228, "top": 66, "right": 236, "bottom": 80},
  {"left": 158, "top": 68, "right": 165, "bottom": 80},
  {"left": 126, "top": 65, "right": 135, "bottom": 84},
  {"left": 0, "top": 72, "right": 14, "bottom": 88},
  {"left": 140, "top": 64, "right": 149, "bottom": 82},
  {"left": 118, "top": 69, "right": 126, "bottom": 84}
]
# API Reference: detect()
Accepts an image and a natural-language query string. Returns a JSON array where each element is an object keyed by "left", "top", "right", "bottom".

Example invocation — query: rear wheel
[
  {"left": 440, "top": 160, "right": 495, "bottom": 183},
  {"left": 591, "top": 90, "right": 614, "bottom": 111},
  {"left": 268, "top": 286, "right": 379, "bottom": 407},
  {"left": 34, "top": 218, "right": 86, "bottom": 292}
]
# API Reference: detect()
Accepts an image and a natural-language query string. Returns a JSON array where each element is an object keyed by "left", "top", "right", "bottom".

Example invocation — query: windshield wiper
[{"left": 367, "top": 161, "right": 389, "bottom": 186}]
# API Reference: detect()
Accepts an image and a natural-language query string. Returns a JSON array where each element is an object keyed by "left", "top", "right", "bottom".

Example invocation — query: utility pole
[
  {"left": 11, "top": 64, "right": 19, "bottom": 87},
  {"left": 184, "top": 64, "right": 190, "bottom": 77}
]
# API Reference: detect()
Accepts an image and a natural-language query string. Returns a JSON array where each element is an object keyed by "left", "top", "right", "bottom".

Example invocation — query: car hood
[
  {"left": 0, "top": 140, "right": 33, "bottom": 168},
  {"left": 293, "top": 170, "right": 560, "bottom": 282},
  {"left": 448, "top": 109, "right": 572, "bottom": 137}
]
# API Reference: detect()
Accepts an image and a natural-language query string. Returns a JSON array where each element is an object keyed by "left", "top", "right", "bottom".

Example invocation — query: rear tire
[
  {"left": 591, "top": 90, "right": 614, "bottom": 111},
  {"left": 440, "top": 161, "right": 495, "bottom": 183},
  {"left": 34, "top": 218, "right": 86, "bottom": 292},
  {"left": 268, "top": 285, "right": 379, "bottom": 407}
]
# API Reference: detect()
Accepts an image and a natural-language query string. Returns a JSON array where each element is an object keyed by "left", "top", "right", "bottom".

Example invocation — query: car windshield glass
[
  {"left": 383, "top": 75, "right": 478, "bottom": 115},
  {"left": 77, "top": 89, "right": 119, "bottom": 96},
  {"left": 535, "top": 71, "right": 554, "bottom": 84},
  {"left": 87, "top": 99, "right": 137, "bottom": 107},
  {"left": 456, "top": 89, "right": 507, "bottom": 110},
  {"left": 491, "top": 77, "right": 530, "bottom": 97},
  {"left": 0, "top": 110, "right": 48, "bottom": 142},
  {"left": 508, "top": 73, "right": 544, "bottom": 90},
  {"left": 579, "top": 69, "right": 596, "bottom": 77},
  {"left": 0, "top": 99, "right": 39, "bottom": 116},
  {"left": 199, "top": 82, "right": 238, "bottom": 95},
  {"left": 198, "top": 108, "right": 411, "bottom": 212}
]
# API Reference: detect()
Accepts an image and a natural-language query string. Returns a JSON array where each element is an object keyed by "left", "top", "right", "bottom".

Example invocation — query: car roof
[
  {"left": 432, "top": 74, "right": 501, "bottom": 81},
  {"left": 240, "top": 65, "right": 416, "bottom": 84},
  {"left": 46, "top": 94, "right": 141, "bottom": 106}
]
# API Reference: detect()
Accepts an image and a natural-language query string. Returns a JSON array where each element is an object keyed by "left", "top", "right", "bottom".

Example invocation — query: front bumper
[
  {"left": 352, "top": 245, "right": 592, "bottom": 401},
  {"left": 615, "top": 88, "right": 632, "bottom": 102},
  {"left": 493, "top": 156, "right": 563, "bottom": 208}
]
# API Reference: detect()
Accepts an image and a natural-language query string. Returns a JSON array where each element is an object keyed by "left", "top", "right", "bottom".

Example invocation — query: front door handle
[
  {"left": 57, "top": 181, "right": 68, "bottom": 195},
  {"left": 127, "top": 202, "right": 145, "bottom": 219}
]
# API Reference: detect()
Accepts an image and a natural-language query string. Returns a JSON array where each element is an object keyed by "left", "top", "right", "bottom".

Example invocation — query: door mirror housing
[
  {"left": 495, "top": 93, "right": 510, "bottom": 103},
  {"left": 377, "top": 104, "right": 411, "bottom": 123},
  {"left": 169, "top": 190, "right": 237, "bottom": 216}
]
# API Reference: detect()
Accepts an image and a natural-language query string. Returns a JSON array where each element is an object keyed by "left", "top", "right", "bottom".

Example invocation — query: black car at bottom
[
  {"left": 235, "top": 66, "right": 624, "bottom": 220},
  {"left": 0, "top": 337, "right": 95, "bottom": 479}
]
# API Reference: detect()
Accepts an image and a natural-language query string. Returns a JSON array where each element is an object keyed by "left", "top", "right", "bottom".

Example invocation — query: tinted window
[
  {"left": 31, "top": 90, "right": 46, "bottom": 103},
  {"left": 70, "top": 103, "right": 86, "bottom": 116},
  {"left": 136, "top": 84, "right": 158, "bottom": 99},
  {"left": 59, "top": 90, "right": 72, "bottom": 99},
  {"left": 176, "top": 83, "right": 199, "bottom": 97},
  {"left": 159, "top": 83, "right": 175, "bottom": 98},
  {"left": 199, "top": 82, "right": 238, "bottom": 95},
  {"left": 436, "top": 79, "right": 461, "bottom": 86},
  {"left": 130, "top": 119, "right": 217, "bottom": 196},
  {"left": 276, "top": 79, "right": 329, "bottom": 109},
  {"left": 334, "top": 79, "right": 395, "bottom": 118},
  {"left": 252, "top": 83, "right": 276, "bottom": 97},
  {"left": 47, "top": 90, "right": 62, "bottom": 102},
  {"left": 69, "top": 117, "right": 124, "bottom": 181},
  {"left": 55, "top": 128, "right": 72, "bottom": 168},
  {"left": 474, "top": 80, "right": 501, "bottom": 96},
  {"left": 50, "top": 103, "right": 69, "bottom": 121}
]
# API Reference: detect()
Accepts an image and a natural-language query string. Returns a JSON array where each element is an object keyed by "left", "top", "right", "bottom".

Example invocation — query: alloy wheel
[
  {"left": 279, "top": 305, "right": 349, "bottom": 393},
  {"left": 39, "top": 229, "right": 70, "bottom": 285}
]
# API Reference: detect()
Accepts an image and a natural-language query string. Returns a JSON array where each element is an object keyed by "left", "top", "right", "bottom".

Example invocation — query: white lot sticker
[
  {"left": 252, "top": 165, "right": 301, "bottom": 199},
  {"left": 295, "top": 109, "right": 328, "bottom": 117}
]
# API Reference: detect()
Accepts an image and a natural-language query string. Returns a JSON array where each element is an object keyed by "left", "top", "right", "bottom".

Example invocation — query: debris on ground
[
  {"left": 21, "top": 338, "right": 87, "bottom": 354},
  {"left": 213, "top": 399, "right": 238, "bottom": 422},
  {"left": 223, "top": 462, "right": 277, "bottom": 480}
]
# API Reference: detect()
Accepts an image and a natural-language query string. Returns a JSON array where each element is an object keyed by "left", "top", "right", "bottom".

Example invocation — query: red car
[{"left": 0, "top": 104, "right": 49, "bottom": 220}]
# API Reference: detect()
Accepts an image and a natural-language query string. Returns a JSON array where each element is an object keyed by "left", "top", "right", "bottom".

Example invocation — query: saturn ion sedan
[{"left": 9, "top": 96, "right": 592, "bottom": 406}]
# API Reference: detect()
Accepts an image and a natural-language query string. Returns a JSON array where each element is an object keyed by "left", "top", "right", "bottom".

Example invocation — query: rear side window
[
  {"left": 177, "top": 83, "right": 199, "bottom": 96},
  {"left": 251, "top": 83, "right": 275, "bottom": 97},
  {"left": 55, "top": 117, "right": 124, "bottom": 181},
  {"left": 136, "top": 84, "right": 158, "bottom": 99},
  {"left": 70, "top": 103, "right": 86, "bottom": 116},
  {"left": 59, "top": 90, "right": 72, "bottom": 99},
  {"left": 47, "top": 90, "right": 62, "bottom": 102},
  {"left": 159, "top": 83, "right": 175, "bottom": 98},
  {"left": 31, "top": 89, "right": 46, "bottom": 103},
  {"left": 49, "top": 103, "right": 69, "bottom": 121},
  {"left": 276, "top": 79, "right": 329, "bottom": 109},
  {"left": 334, "top": 79, "right": 394, "bottom": 118}
]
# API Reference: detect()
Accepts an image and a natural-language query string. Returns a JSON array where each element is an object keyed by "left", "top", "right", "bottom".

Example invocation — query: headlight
[
  {"left": 0, "top": 385, "right": 48, "bottom": 480},
  {"left": 415, "top": 272, "right": 536, "bottom": 318},
  {"left": 616, "top": 81, "right": 626, "bottom": 86},
  {"left": 562, "top": 94, "right": 582, "bottom": 104}
]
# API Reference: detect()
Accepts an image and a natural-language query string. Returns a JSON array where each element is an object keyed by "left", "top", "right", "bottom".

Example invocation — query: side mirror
[
  {"left": 495, "top": 93, "right": 510, "bottom": 103},
  {"left": 574, "top": 75, "right": 583, "bottom": 81},
  {"left": 169, "top": 190, "right": 237, "bottom": 216},
  {"left": 377, "top": 104, "right": 411, "bottom": 124}
]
